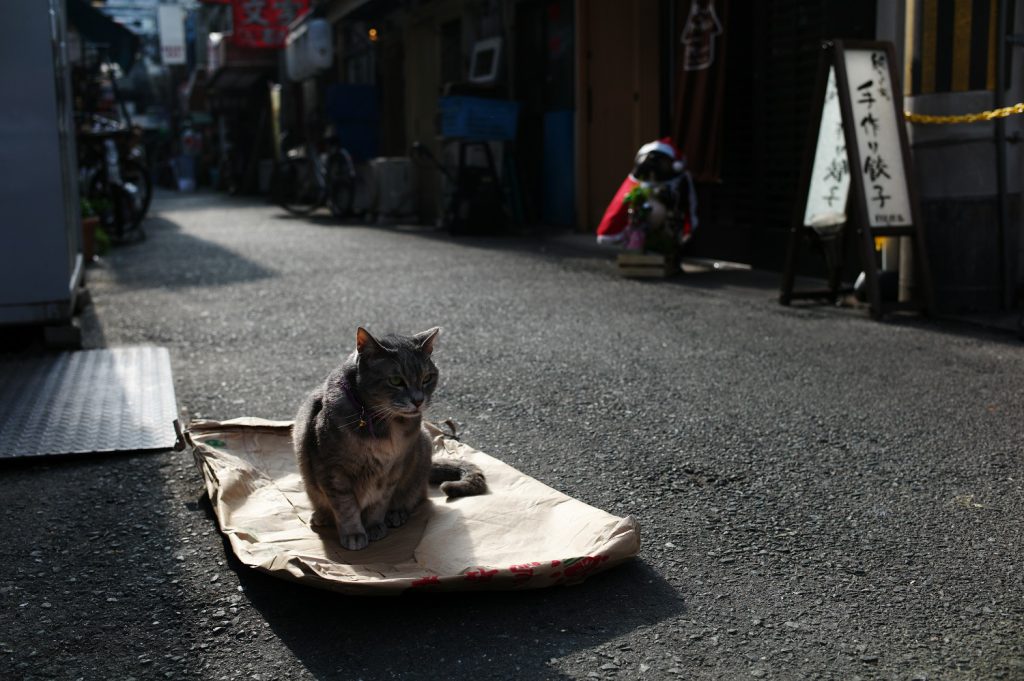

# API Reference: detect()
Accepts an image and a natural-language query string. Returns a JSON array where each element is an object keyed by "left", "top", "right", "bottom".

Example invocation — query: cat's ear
[
  {"left": 415, "top": 327, "right": 441, "bottom": 355},
  {"left": 356, "top": 327, "right": 385, "bottom": 355}
]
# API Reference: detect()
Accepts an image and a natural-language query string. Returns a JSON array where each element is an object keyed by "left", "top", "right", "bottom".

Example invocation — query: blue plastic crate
[{"left": 439, "top": 96, "right": 520, "bottom": 141}]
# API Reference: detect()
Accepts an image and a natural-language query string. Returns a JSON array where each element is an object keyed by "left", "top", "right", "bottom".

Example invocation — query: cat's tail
[{"left": 430, "top": 458, "right": 487, "bottom": 497}]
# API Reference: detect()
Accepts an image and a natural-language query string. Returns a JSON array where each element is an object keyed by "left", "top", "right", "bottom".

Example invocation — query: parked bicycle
[
  {"left": 272, "top": 128, "right": 357, "bottom": 218},
  {"left": 77, "top": 115, "right": 152, "bottom": 244}
]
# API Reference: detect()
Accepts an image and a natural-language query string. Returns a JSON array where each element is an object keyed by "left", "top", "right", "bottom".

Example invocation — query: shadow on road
[
  {"left": 149, "top": 190, "right": 270, "bottom": 213},
  {"left": 201, "top": 496, "right": 682, "bottom": 681},
  {"left": 0, "top": 451, "right": 198, "bottom": 679},
  {"left": 96, "top": 215, "right": 277, "bottom": 291}
]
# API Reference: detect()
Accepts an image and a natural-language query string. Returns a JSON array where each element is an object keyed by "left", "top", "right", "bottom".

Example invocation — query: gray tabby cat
[{"left": 293, "top": 326, "right": 486, "bottom": 550}]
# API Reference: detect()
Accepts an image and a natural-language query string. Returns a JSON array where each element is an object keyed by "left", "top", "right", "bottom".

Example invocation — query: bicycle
[
  {"left": 77, "top": 116, "right": 152, "bottom": 244},
  {"left": 272, "top": 130, "right": 357, "bottom": 218}
]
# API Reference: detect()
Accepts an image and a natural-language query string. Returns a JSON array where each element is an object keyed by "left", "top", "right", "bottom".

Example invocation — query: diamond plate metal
[{"left": 0, "top": 347, "right": 178, "bottom": 458}]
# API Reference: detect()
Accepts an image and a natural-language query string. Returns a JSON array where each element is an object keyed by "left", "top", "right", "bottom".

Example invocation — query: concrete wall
[{"left": 881, "top": 0, "right": 1023, "bottom": 313}]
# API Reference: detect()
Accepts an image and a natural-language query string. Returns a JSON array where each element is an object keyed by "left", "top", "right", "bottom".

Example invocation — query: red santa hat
[{"left": 635, "top": 137, "right": 686, "bottom": 173}]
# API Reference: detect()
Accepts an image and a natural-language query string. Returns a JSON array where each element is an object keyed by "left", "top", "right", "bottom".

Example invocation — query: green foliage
[
  {"left": 81, "top": 198, "right": 112, "bottom": 255},
  {"left": 94, "top": 225, "right": 111, "bottom": 255},
  {"left": 622, "top": 184, "right": 652, "bottom": 208},
  {"left": 83, "top": 196, "right": 113, "bottom": 216}
]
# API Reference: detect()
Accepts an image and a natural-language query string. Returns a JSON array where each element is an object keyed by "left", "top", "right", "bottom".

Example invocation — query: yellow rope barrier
[{"left": 904, "top": 102, "right": 1024, "bottom": 124}]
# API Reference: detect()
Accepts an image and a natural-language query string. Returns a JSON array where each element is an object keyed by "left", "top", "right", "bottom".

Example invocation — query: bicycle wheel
[
  {"left": 111, "top": 161, "right": 150, "bottom": 244},
  {"left": 109, "top": 185, "right": 145, "bottom": 244},
  {"left": 326, "top": 155, "right": 355, "bottom": 218},
  {"left": 273, "top": 157, "right": 321, "bottom": 215},
  {"left": 121, "top": 159, "right": 153, "bottom": 222}
]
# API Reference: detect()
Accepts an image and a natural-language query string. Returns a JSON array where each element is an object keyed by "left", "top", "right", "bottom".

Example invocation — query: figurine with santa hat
[{"left": 596, "top": 137, "right": 698, "bottom": 262}]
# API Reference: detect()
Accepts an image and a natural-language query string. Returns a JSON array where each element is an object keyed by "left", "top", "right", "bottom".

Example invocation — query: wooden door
[
  {"left": 405, "top": 17, "right": 443, "bottom": 223},
  {"left": 403, "top": 1, "right": 464, "bottom": 224},
  {"left": 377, "top": 31, "right": 406, "bottom": 157},
  {"left": 577, "top": 0, "right": 661, "bottom": 230}
]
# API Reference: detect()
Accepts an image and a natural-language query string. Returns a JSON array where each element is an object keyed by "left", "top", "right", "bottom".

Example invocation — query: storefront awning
[{"left": 66, "top": 0, "right": 139, "bottom": 71}]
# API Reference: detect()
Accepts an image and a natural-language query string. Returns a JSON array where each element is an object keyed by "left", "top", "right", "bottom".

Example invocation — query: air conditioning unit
[
  {"left": 369, "top": 158, "right": 417, "bottom": 224},
  {"left": 285, "top": 18, "right": 332, "bottom": 82}
]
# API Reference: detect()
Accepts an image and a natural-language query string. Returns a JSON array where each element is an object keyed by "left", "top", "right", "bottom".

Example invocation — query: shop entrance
[
  {"left": 686, "top": 1, "right": 876, "bottom": 272},
  {"left": 577, "top": 0, "right": 661, "bottom": 232}
]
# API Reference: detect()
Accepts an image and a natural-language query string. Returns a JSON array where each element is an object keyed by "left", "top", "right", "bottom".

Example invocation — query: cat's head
[{"left": 353, "top": 327, "right": 441, "bottom": 418}]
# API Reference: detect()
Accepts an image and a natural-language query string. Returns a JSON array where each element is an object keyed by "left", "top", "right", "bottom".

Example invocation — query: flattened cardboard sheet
[{"left": 188, "top": 418, "right": 641, "bottom": 594}]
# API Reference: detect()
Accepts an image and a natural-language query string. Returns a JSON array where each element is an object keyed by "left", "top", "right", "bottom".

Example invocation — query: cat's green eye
[
  {"left": 388, "top": 376, "right": 404, "bottom": 387},
  {"left": 423, "top": 373, "right": 436, "bottom": 384}
]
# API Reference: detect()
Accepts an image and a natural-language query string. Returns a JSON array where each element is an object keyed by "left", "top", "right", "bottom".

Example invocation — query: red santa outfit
[{"left": 595, "top": 137, "right": 698, "bottom": 246}]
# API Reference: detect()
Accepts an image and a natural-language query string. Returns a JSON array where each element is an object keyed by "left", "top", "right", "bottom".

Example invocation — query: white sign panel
[
  {"left": 843, "top": 48, "right": 912, "bottom": 227},
  {"left": 158, "top": 5, "right": 186, "bottom": 66},
  {"left": 802, "top": 66, "right": 850, "bottom": 229}
]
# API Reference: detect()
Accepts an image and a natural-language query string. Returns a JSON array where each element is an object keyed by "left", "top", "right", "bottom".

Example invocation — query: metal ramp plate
[{"left": 0, "top": 347, "right": 178, "bottom": 459}]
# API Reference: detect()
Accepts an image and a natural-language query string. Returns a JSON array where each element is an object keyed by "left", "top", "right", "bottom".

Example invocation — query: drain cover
[{"left": 0, "top": 347, "right": 178, "bottom": 458}]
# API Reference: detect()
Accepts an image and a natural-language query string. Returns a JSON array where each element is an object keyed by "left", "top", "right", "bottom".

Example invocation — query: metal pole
[{"left": 995, "top": 0, "right": 1010, "bottom": 310}]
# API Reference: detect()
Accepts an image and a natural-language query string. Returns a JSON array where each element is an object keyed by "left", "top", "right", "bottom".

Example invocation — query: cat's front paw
[
  {"left": 385, "top": 508, "right": 410, "bottom": 528},
  {"left": 366, "top": 523, "right": 388, "bottom": 541},
  {"left": 338, "top": 531, "right": 369, "bottom": 551},
  {"left": 310, "top": 509, "right": 334, "bottom": 528}
]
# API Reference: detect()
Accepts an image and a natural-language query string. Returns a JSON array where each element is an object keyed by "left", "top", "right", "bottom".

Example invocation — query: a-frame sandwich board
[{"left": 780, "top": 40, "right": 934, "bottom": 320}]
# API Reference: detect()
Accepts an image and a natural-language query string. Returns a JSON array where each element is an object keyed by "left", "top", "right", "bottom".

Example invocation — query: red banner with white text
[{"left": 231, "top": 0, "right": 310, "bottom": 49}]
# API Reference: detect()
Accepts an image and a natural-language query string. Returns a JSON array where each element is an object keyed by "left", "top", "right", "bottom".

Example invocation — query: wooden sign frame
[{"left": 780, "top": 40, "right": 934, "bottom": 320}]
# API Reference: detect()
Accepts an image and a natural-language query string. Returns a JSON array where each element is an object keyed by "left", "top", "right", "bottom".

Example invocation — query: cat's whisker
[
  {"left": 369, "top": 406, "right": 394, "bottom": 422},
  {"left": 376, "top": 409, "right": 398, "bottom": 424},
  {"left": 335, "top": 413, "right": 368, "bottom": 428}
]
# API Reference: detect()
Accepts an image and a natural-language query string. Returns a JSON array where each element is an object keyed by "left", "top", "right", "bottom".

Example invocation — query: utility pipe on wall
[{"left": 995, "top": 0, "right": 1010, "bottom": 310}]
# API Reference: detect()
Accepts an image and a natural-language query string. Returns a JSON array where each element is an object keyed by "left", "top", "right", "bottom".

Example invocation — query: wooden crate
[{"left": 616, "top": 253, "right": 673, "bottom": 278}]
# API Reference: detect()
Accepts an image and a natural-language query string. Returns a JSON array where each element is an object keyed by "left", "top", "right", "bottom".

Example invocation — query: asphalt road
[{"left": 2, "top": 192, "right": 1022, "bottom": 680}]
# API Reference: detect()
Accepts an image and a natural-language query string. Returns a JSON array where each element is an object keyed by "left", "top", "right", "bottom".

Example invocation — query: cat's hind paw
[
  {"left": 385, "top": 508, "right": 410, "bottom": 528},
  {"left": 339, "top": 531, "right": 369, "bottom": 551}
]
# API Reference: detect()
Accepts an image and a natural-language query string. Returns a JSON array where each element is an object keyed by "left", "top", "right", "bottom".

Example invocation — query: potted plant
[{"left": 80, "top": 198, "right": 110, "bottom": 262}]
